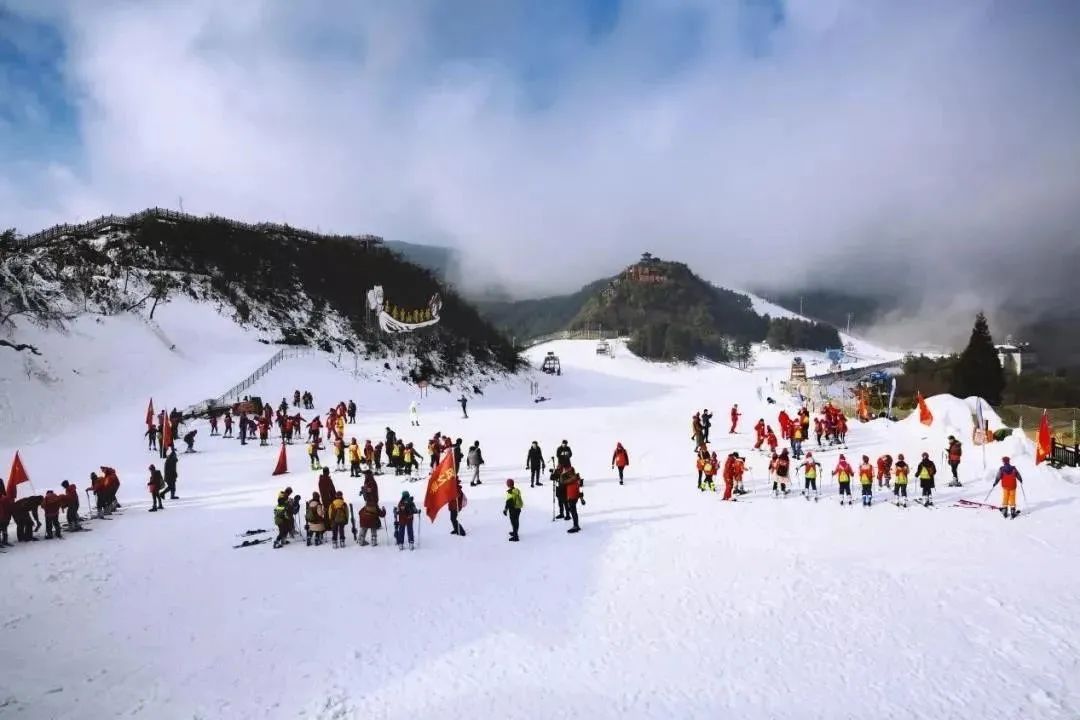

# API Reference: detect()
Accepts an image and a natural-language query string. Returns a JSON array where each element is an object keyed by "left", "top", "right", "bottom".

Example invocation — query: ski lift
[
  {"left": 596, "top": 340, "right": 610, "bottom": 356},
  {"left": 541, "top": 351, "right": 561, "bottom": 376}
]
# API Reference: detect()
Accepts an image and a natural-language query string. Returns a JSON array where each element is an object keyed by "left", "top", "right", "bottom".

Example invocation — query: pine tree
[{"left": 950, "top": 312, "right": 1005, "bottom": 404}]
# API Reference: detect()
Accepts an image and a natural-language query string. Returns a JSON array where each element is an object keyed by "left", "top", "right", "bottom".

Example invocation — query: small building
[
  {"left": 625, "top": 253, "right": 667, "bottom": 284},
  {"left": 996, "top": 342, "right": 1037, "bottom": 376}
]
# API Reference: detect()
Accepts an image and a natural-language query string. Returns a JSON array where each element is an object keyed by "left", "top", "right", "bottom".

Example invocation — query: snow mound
[{"left": 963, "top": 396, "right": 1006, "bottom": 431}]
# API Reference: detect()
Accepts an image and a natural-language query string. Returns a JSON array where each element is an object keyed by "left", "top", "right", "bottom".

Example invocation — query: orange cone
[{"left": 272, "top": 445, "right": 288, "bottom": 476}]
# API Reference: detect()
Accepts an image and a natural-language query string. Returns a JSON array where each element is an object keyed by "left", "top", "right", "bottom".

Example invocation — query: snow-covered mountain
[{"left": 0, "top": 211, "right": 522, "bottom": 443}]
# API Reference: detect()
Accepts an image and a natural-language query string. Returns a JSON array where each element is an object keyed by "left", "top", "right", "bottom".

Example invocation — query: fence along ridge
[{"left": 11, "top": 207, "right": 384, "bottom": 250}]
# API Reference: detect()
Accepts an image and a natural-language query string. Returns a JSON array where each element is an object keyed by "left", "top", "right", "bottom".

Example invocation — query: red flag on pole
[
  {"left": 6, "top": 452, "right": 31, "bottom": 499},
  {"left": 272, "top": 444, "right": 288, "bottom": 476},
  {"left": 146, "top": 399, "right": 155, "bottom": 428},
  {"left": 162, "top": 413, "right": 173, "bottom": 450},
  {"left": 917, "top": 392, "right": 934, "bottom": 427},
  {"left": 1035, "top": 410, "right": 1052, "bottom": 465},
  {"left": 424, "top": 451, "right": 461, "bottom": 522}
]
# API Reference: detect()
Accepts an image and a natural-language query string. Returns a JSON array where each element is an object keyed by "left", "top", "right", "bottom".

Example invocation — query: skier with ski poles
[
  {"left": 395, "top": 491, "right": 418, "bottom": 549},
  {"left": 991, "top": 457, "right": 1023, "bottom": 519},
  {"left": 801, "top": 452, "right": 821, "bottom": 501},
  {"left": 833, "top": 454, "right": 854, "bottom": 506},
  {"left": 772, "top": 449, "right": 791, "bottom": 497}
]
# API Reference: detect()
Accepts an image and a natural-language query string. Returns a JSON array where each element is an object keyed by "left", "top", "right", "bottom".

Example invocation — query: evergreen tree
[{"left": 951, "top": 312, "right": 1005, "bottom": 404}]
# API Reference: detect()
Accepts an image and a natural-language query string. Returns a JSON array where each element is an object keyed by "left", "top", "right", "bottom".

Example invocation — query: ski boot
[
  {"left": 359, "top": 539, "right": 369, "bottom": 546},
  {"left": 567, "top": 526, "right": 580, "bottom": 534},
  {"left": 1001, "top": 507, "right": 1008, "bottom": 518},
  {"left": 1010, "top": 508, "right": 1019, "bottom": 519},
  {"left": 509, "top": 534, "right": 519, "bottom": 542},
  {"left": 398, "top": 543, "right": 405, "bottom": 551}
]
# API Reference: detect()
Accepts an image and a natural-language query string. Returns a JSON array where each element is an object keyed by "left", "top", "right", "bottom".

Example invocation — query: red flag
[
  {"left": 424, "top": 451, "right": 462, "bottom": 522},
  {"left": 1035, "top": 410, "right": 1052, "bottom": 465},
  {"left": 6, "top": 452, "right": 30, "bottom": 498},
  {"left": 146, "top": 399, "right": 155, "bottom": 428},
  {"left": 272, "top": 445, "right": 288, "bottom": 476},
  {"left": 162, "top": 414, "right": 173, "bottom": 450},
  {"left": 917, "top": 392, "right": 934, "bottom": 427}
]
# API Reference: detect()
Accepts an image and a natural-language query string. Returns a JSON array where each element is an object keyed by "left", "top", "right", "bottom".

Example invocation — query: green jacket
[{"left": 504, "top": 487, "right": 523, "bottom": 512}]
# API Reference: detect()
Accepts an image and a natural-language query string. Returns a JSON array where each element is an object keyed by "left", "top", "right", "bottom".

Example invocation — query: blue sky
[
  {"left": 0, "top": 6, "right": 75, "bottom": 163},
  {"left": 0, "top": 0, "right": 1078, "bottom": 321}
]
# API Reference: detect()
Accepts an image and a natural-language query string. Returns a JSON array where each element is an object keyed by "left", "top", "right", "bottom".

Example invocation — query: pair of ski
[{"left": 954, "top": 498, "right": 1021, "bottom": 518}]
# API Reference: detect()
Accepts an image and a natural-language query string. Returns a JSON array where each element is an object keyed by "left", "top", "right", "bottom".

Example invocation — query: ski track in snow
[{"left": 1, "top": 325, "right": 1078, "bottom": 719}]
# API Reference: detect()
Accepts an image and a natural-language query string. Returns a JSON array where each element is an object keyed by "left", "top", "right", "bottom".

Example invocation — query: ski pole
[
  {"left": 982, "top": 485, "right": 993, "bottom": 503},
  {"left": 1019, "top": 482, "right": 1028, "bottom": 511}
]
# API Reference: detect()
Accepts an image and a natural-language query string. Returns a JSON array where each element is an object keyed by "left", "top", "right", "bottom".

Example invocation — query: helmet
[
  {"left": 1002, "top": 456, "right": 1010, "bottom": 464},
  {"left": 506, "top": 478, "right": 514, "bottom": 488},
  {"left": 401, "top": 491, "right": 411, "bottom": 499}
]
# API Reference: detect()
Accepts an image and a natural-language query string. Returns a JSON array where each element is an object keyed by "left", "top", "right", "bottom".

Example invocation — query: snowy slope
[
  {"left": 2, "top": 339, "right": 1078, "bottom": 720},
  {"left": 0, "top": 298, "right": 273, "bottom": 445},
  {"left": 744, "top": 291, "right": 904, "bottom": 367}
]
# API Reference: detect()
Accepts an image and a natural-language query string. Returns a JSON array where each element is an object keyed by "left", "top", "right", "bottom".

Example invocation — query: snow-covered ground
[{"left": 2, "top": 330, "right": 1078, "bottom": 720}]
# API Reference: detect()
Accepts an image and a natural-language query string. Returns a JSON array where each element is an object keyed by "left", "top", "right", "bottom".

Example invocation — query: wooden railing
[
  {"left": 11, "top": 207, "right": 383, "bottom": 250},
  {"left": 518, "top": 329, "right": 620, "bottom": 348},
  {"left": 184, "top": 346, "right": 313, "bottom": 416},
  {"left": 1050, "top": 438, "right": 1079, "bottom": 468}
]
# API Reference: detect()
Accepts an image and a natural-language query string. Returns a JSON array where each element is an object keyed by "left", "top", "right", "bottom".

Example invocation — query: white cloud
[{"left": 2, "top": 0, "right": 1078, "bottom": 346}]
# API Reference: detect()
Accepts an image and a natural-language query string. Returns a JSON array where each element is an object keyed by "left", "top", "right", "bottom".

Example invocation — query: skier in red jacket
[{"left": 729, "top": 404, "right": 741, "bottom": 434}]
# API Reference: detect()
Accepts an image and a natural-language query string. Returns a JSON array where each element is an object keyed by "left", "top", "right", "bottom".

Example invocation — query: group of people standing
[{"left": 0, "top": 464, "right": 140, "bottom": 549}]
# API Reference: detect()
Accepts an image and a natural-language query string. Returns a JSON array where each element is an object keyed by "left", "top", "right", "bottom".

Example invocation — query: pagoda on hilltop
[{"left": 626, "top": 252, "right": 667, "bottom": 284}]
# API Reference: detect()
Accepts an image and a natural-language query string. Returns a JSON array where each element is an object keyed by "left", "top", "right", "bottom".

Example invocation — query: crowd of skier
[
  {"left": 3, "top": 381, "right": 1030, "bottom": 556},
  {"left": 689, "top": 402, "right": 1024, "bottom": 517}
]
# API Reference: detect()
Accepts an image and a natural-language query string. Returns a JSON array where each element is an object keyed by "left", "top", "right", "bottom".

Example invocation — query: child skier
[
  {"left": 307, "top": 438, "right": 323, "bottom": 471},
  {"left": 273, "top": 496, "right": 290, "bottom": 549},
  {"left": 773, "top": 449, "right": 791, "bottom": 497},
  {"left": 801, "top": 452, "right": 821, "bottom": 501},
  {"left": 894, "top": 453, "right": 910, "bottom": 506},
  {"left": 348, "top": 439, "right": 362, "bottom": 477},
  {"left": 992, "top": 456, "right": 1023, "bottom": 519},
  {"left": 358, "top": 495, "right": 385, "bottom": 546},
  {"left": 753, "top": 419, "right": 766, "bottom": 450},
  {"left": 701, "top": 452, "right": 718, "bottom": 492},
  {"left": 833, "top": 454, "right": 854, "bottom": 506},
  {"left": 328, "top": 491, "right": 350, "bottom": 548},
  {"left": 766, "top": 427, "right": 778, "bottom": 454},
  {"left": 147, "top": 464, "right": 165, "bottom": 512},
  {"left": 915, "top": 452, "right": 937, "bottom": 506},
  {"left": 395, "top": 491, "right": 418, "bottom": 550},
  {"left": 858, "top": 455, "right": 875, "bottom": 506},
  {"left": 877, "top": 454, "right": 893, "bottom": 488},
  {"left": 729, "top": 404, "right": 741, "bottom": 434},
  {"left": 305, "top": 492, "right": 326, "bottom": 546},
  {"left": 334, "top": 438, "right": 346, "bottom": 471},
  {"left": 946, "top": 436, "right": 963, "bottom": 487}
]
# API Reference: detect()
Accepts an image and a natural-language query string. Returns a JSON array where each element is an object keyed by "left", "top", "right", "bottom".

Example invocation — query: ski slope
[{"left": 2, "top": 334, "right": 1078, "bottom": 720}]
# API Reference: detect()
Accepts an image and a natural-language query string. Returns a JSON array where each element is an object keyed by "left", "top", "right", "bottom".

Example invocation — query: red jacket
[
  {"left": 43, "top": 491, "right": 63, "bottom": 517},
  {"left": 64, "top": 484, "right": 79, "bottom": 508},
  {"left": 318, "top": 474, "right": 337, "bottom": 504},
  {"left": 612, "top": 445, "right": 629, "bottom": 468}
]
